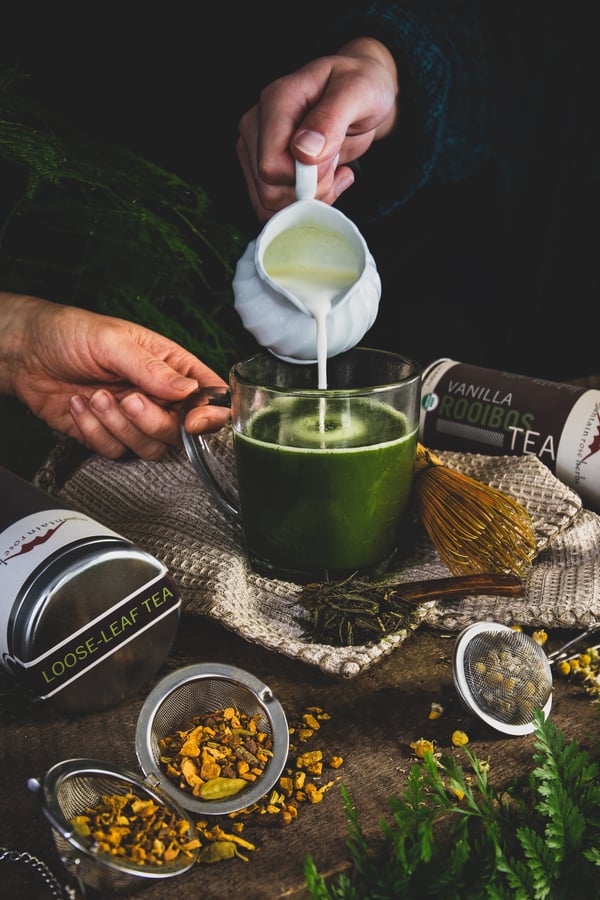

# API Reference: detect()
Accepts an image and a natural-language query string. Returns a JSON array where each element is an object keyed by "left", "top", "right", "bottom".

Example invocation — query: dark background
[{"left": 2, "top": 4, "right": 598, "bottom": 478}]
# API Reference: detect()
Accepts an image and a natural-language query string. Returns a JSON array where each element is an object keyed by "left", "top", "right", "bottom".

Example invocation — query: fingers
[
  {"left": 69, "top": 388, "right": 231, "bottom": 461},
  {"left": 237, "top": 117, "right": 298, "bottom": 222},
  {"left": 70, "top": 391, "right": 173, "bottom": 460},
  {"left": 122, "top": 389, "right": 229, "bottom": 437},
  {"left": 237, "top": 118, "right": 354, "bottom": 221},
  {"left": 238, "top": 54, "right": 389, "bottom": 221},
  {"left": 111, "top": 353, "right": 201, "bottom": 404}
]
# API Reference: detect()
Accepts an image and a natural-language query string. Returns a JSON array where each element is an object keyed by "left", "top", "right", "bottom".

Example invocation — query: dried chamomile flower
[
  {"left": 555, "top": 646, "right": 600, "bottom": 699},
  {"left": 410, "top": 738, "right": 435, "bottom": 758},
  {"left": 428, "top": 702, "right": 444, "bottom": 720},
  {"left": 452, "top": 730, "right": 469, "bottom": 747}
]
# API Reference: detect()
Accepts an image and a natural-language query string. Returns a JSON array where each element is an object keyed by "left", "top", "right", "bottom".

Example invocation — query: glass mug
[{"left": 180, "top": 348, "right": 422, "bottom": 583}]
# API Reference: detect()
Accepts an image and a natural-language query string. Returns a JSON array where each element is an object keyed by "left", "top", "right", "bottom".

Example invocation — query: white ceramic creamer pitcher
[{"left": 233, "top": 162, "right": 381, "bottom": 365}]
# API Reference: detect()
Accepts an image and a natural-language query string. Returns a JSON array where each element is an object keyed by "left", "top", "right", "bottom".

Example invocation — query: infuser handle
[
  {"left": 27, "top": 777, "right": 76, "bottom": 841},
  {"left": 548, "top": 624, "right": 600, "bottom": 663}
]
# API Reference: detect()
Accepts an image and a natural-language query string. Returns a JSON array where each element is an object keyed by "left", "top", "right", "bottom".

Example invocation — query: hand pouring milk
[{"left": 233, "top": 162, "right": 381, "bottom": 384}]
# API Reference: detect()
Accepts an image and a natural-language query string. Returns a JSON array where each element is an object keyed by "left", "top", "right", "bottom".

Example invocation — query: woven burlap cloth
[{"left": 35, "top": 427, "right": 599, "bottom": 678}]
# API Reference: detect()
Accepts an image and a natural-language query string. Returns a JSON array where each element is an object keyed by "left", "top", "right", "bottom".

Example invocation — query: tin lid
[{"left": 7, "top": 539, "right": 181, "bottom": 712}]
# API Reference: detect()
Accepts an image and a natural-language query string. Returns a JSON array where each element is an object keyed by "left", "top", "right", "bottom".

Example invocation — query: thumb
[{"left": 290, "top": 85, "right": 361, "bottom": 164}]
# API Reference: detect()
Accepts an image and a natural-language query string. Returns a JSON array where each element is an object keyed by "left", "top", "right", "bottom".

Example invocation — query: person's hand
[
  {"left": 1, "top": 294, "right": 229, "bottom": 460},
  {"left": 237, "top": 37, "right": 399, "bottom": 224}
]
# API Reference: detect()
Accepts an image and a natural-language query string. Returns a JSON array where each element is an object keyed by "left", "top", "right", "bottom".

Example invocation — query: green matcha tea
[{"left": 233, "top": 396, "right": 417, "bottom": 580}]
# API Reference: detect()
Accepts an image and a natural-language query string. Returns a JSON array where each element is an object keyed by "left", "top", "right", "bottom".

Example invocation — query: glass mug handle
[{"left": 179, "top": 388, "right": 241, "bottom": 519}]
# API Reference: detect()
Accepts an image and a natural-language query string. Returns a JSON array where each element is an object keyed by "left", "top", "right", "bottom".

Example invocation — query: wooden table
[{"left": 1, "top": 612, "right": 598, "bottom": 900}]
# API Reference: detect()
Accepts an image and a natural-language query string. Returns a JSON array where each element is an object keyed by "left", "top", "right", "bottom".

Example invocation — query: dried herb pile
[
  {"left": 299, "top": 572, "right": 524, "bottom": 646},
  {"left": 66, "top": 704, "right": 344, "bottom": 869},
  {"left": 70, "top": 791, "right": 199, "bottom": 867},
  {"left": 158, "top": 706, "right": 272, "bottom": 802}
]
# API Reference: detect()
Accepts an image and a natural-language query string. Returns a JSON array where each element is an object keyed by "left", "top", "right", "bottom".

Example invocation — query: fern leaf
[
  {"left": 583, "top": 846, "right": 600, "bottom": 867},
  {"left": 1, "top": 63, "right": 251, "bottom": 376},
  {"left": 516, "top": 825, "right": 557, "bottom": 893}
]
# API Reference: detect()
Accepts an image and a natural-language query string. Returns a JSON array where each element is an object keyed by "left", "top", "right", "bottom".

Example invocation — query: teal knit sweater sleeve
[{"left": 334, "top": 1, "right": 493, "bottom": 219}]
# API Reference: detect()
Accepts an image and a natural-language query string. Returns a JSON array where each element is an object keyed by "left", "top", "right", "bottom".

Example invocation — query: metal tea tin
[{"left": 1, "top": 466, "right": 180, "bottom": 712}]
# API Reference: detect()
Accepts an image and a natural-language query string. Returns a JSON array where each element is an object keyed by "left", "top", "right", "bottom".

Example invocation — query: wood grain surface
[{"left": 1, "top": 615, "right": 597, "bottom": 899}]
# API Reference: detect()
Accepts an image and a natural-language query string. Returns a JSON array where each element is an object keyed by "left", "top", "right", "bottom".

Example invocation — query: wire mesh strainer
[
  {"left": 28, "top": 758, "right": 200, "bottom": 895},
  {"left": 453, "top": 622, "right": 553, "bottom": 736},
  {"left": 135, "top": 662, "right": 289, "bottom": 816},
  {"left": 453, "top": 621, "right": 600, "bottom": 736}
]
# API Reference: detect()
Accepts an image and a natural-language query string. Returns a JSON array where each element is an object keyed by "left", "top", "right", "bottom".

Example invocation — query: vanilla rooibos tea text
[{"left": 420, "top": 359, "right": 600, "bottom": 510}]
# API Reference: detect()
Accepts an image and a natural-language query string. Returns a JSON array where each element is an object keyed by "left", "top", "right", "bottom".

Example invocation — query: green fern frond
[
  {"left": 583, "top": 846, "right": 600, "bottom": 867},
  {"left": 0, "top": 63, "right": 252, "bottom": 376},
  {"left": 494, "top": 848, "right": 543, "bottom": 900},
  {"left": 424, "top": 838, "right": 471, "bottom": 896},
  {"left": 515, "top": 825, "right": 557, "bottom": 892},
  {"left": 305, "top": 712, "right": 600, "bottom": 899}
]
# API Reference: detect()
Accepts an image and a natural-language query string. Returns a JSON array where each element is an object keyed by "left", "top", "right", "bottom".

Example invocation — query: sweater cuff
[{"left": 332, "top": 6, "right": 469, "bottom": 219}]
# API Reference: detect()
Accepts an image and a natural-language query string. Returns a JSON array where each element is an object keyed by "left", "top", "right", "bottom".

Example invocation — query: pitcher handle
[
  {"left": 180, "top": 388, "right": 240, "bottom": 519},
  {"left": 295, "top": 161, "right": 317, "bottom": 201}
]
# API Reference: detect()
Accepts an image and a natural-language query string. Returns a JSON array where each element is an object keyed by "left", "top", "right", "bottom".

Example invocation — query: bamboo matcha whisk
[{"left": 412, "top": 444, "right": 536, "bottom": 577}]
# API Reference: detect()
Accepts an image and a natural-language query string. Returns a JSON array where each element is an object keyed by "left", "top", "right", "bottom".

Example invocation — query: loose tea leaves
[
  {"left": 70, "top": 791, "right": 200, "bottom": 866},
  {"left": 299, "top": 573, "right": 525, "bottom": 646},
  {"left": 159, "top": 707, "right": 273, "bottom": 800},
  {"left": 227, "top": 706, "right": 343, "bottom": 828}
]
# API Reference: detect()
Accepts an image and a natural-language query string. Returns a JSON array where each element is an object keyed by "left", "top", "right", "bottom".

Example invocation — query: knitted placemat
[{"left": 35, "top": 428, "right": 597, "bottom": 678}]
